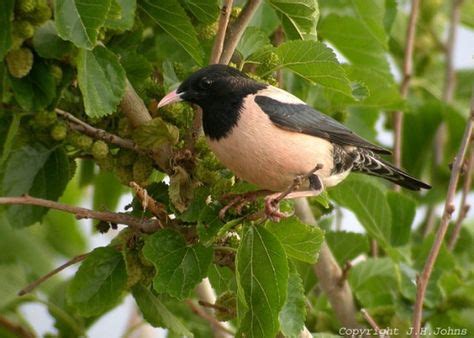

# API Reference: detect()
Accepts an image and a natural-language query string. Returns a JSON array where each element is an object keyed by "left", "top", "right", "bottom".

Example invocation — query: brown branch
[
  {"left": 0, "top": 316, "right": 35, "bottom": 338},
  {"left": 393, "top": 0, "right": 421, "bottom": 181},
  {"left": 361, "top": 309, "right": 388, "bottom": 338},
  {"left": 412, "top": 92, "right": 474, "bottom": 338},
  {"left": 338, "top": 261, "right": 352, "bottom": 287},
  {"left": 294, "top": 198, "right": 362, "bottom": 330},
  {"left": 198, "top": 300, "right": 229, "bottom": 313},
  {"left": 129, "top": 181, "right": 168, "bottom": 225},
  {"left": 0, "top": 195, "right": 162, "bottom": 233},
  {"left": 186, "top": 299, "right": 234, "bottom": 336},
  {"left": 447, "top": 146, "right": 474, "bottom": 250},
  {"left": 210, "top": 0, "right": 234, "bottom": 64},
  {"left": 219, "top": 0, "right": 263, "bottom": 64},
  {"left": 120, "top": 80, "right": 152, "bottom": 127},
  {"left": 55, "top": 109, "right": 141, "bottom": 153},
  {"left": 18, "top": 253, "right": 89, "bottom": 296}
]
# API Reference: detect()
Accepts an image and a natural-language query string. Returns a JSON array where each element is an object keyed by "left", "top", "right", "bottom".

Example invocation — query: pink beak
[{"left": 157, "top": 89, "right": 183, "bottom": 108}]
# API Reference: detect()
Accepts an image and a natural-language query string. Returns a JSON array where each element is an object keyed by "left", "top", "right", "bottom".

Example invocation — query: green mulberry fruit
[
  {"left": 26, "top": 1, "right": 52, "bottom": 26},
  {"left": 51, "top": 65, "right": 63, "bottom": 83},
  {"left": 173, "top": 62, "right": 186, "bottom": 79},
  {"left": 50, "top": 122, "right": 68, "bottom": 141},
  {"left": 71, "top": 134, "right": 93, "bottom": 150},
  {"left": 13, "top": 20, "right": 35, "bottom": 39},
  {"left": 15, "top": 0, "right": 37, "bottom": 15},
  {"left": 198, "top": 22, "right": 218, "bottom": 40},
  {"left": 117, "top": 149, "right": 137, "bottom": 166},
  {"left": 133, "top": 157, "right": 153, "bottom": 185},
  {"left": 91, "top": 140, "right": 109, "bottom": 159},
  {"left": 34, "top": 110, "right": 57, "bottom": 128},
  {"left": 231, "top": 7, "right": 242, "bottom": 20},
  {"left": 6, "top": 47, "right": 33, "bottom": 78}
]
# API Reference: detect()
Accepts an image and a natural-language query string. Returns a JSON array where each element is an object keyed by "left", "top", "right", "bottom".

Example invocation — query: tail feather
[{"left": 351, "top": 149, "right": 431, "bottom": 191}]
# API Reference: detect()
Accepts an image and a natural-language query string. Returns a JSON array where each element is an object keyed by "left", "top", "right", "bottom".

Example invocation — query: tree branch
[
  {"left": 0, "top": 195, "right": 162, "bottom": 233},
  {"left": 0, "top": 316, "right": 35, "bottom": 338},
  {"left": 294, "top": 198, "right": 362, "bottom": 330},
  {"left": 412, "top": 91, "right": 474, "bottom": 338},
  {"left": 210, "top": 0, "right": 234, "bottom": 64},
  {"left": 55, "top": 108, "right": 142, "bottom": 153},
  {"left": 361, "top": 309, "right": 388, "bottom": 338},
  {"left": 447, "top": 146, "right": 473, "bottom": 250},
  {"left": 393, "top": 0, "right": 421, "bottom": 181},
  {"left": 219, "top": 0, "right": 262, "bottom": 64},
  {"left": 18, "top": 253, "right": 89, "bottom": 296},
  {"left": 186, "top": 299, "right": 234, "bottom": 336}
]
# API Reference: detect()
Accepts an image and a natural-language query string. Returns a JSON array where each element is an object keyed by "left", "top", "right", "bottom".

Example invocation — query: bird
[{"left": 157, "top": 64, "right": 430, "bottom": 219}]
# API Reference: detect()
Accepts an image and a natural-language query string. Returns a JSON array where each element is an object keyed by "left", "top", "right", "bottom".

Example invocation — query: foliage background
[{"left": 0, "top": 0, "right": 473, "bottom": 337}]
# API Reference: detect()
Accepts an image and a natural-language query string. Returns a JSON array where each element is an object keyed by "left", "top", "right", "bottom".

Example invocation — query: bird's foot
[
  {"left": 264, "top": 194, "right": 294, "bottom": 222},
  {"left": 219, "top": 190, "right": 271, "bottom": 219}
]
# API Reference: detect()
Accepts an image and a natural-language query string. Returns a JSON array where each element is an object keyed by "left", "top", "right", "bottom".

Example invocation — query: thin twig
[
  {"left": 129, "top": 181, "right": 168, "bottom": 225},
  {"left": 198, "top": 300, "right": 229, "bottom": 313},
  {"left": 18, "top": 253, "right": 89, "bottom": 296},
  {"left": 447, "top": 146, "right": 474, "bottom": 250},
  {"left": 55, "top": 109, "right": 142, "bottom": 153},
  {"left": 185, "top": 300, "right": 234, "bottom": 335},
  {"left": 393, "top": 0, "right": 421, "bottom": 183},
  {"left": 0, "top": 195, "right": 162, "bottom": 233},
  {"left": 361, "top": 309, "right": 388, "bottom": 338},
  {"left": 0, "top": 316, "right": 35, "bottom": 338},
  {"left": 338, "top": 261, "right": 352, "bottom": 287},
  {"left": 412, "top": 92, "right": 474, "bottom": 338},
  {"left": 210, "top": 0, "right": 234, "bottom": 64},
  {"left": 219, "top": 0, "right": 262, "bottom": 64},
  {"left": 274, "top": 164, "right": 323, "bottom": 204}
]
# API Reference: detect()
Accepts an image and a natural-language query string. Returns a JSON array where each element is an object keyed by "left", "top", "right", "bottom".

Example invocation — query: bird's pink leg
[{"left": 219, "top": 190, "right": 272, "bottom": 219}]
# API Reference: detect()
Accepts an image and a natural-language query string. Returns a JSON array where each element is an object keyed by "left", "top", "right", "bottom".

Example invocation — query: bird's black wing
[{"left": 255, "top": 95, "right": 391, "bottom": 154}]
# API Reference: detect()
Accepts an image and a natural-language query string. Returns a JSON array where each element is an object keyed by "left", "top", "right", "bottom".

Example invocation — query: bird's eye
[{"left": 199, "top": 77, "right": 212, "bottom": 89}]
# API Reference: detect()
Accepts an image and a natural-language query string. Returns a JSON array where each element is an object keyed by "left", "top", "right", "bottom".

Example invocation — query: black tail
[{"left": 351, "top": 149, "right": 431, "bottom": 191}]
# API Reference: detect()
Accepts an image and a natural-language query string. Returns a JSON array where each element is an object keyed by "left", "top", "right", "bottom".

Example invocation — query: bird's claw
[
  {"left": 264, "top": 195, "right": 294, "bottom": 222},
  {"left": 219, "top": 191, "right": 268, "bottom": 219}
]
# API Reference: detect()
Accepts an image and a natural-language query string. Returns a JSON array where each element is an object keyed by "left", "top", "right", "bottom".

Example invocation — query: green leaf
[
  {"left": 349, "top": 257, "right": 398, "bottom": 307},
  {"left": 236, "top": 226, "right": 288, "bottom": 338},
  {"left": 55, "top": 0, "right": 112, "bottom": 49},
  {"left": 387, "top": 192, "right": 416, "bottom": 246},
  {"left": 143, "top": 229, "right": 213, "bottom": 299},
  {"left": 279, "top": 264, "right": 306, "bottom": 338},
  {"left": 237, "top": 27, "right": 271, "bottom": 60},
  {"left": 0, "top": 264, "right": 26, "bottom": 310},
  {"left": 9, "top": 60, "right": 56, "bottom": 111},
  {"left": 133, "top": 118, "right": 179, "bottom": 149},
  {"left": 139, "top": 0, "right": 203, "bottom": 65},
  {"left": 197, "top": 203, "right": 225, "bottom": 245},
  {"left": 272, "top": 41, "right": 353, "bottom": 100},
  {"left": 266, "top": 216, "right": 324, "bottom": 264},
  {"left": 461, "top": 1, "right": 474, "bottom": 28},
  {"left": 329, "top": 175, "right": 391, "bottom": 247},
  {"left": 325, "top": 231, "right": 369, "bottom": 265},
  {"left": 268, "top": 0, "right": 319, "bottom": 40},
  {"left": 1, "top": 146, "right": 71, "bottom": 228},
  {"left": 208, "top": 264, "right": 236, "bottom": 295},
  {"left": 132, "top": 284, "right": 194, "bottom": 336},
  {"left": 33, "top": 21, "right": 75, "bottom": 60},
  {"left": 77, "top": 46, "right": 126, "bottom": 118},
  {"left": 0, "top": 0, "right": 14, "bottom": 60},
  {"left": 120, "top": 52, "right": 153, "bottom": 89},
  {"left": 105, "top": 0, "right": 136, "bottom": 30},
  {"left": 0, "top": 114, "right": 21, "bottom": 169},
  {"left": 68, "top": 246, "right": 127, "bottom": 316},
  {"left": 182, "top": 0, "right": 218, "bottom": 24}
]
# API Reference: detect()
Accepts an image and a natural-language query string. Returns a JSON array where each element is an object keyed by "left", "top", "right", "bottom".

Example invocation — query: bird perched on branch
[{"left": 158, "top": 65, "right": 430, "bottom": 219}]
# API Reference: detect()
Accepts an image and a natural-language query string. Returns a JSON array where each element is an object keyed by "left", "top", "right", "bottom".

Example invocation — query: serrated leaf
[
  {"left": 0, "top": 0, "right": 14, "bottom": 59},
  {"left": 68, "top": 247, "right": 127, "bottom": 316},
  {"left": 120, "top": 52, "right": 152, "bottom": 89},
  {"left": 236, "top": 226, "right": 288, "bottom": 338},
  {"left": 279, "top": 264, "right": 306, "bottom": 337},
  {"left": 387, "top": 192, "right": 416, "bottom": 246},
  {"left": 55, "top": 0, "right": 112, "bottom": 49},
  {"left": 105, "top": 0, "right": 136, "bottom": 30},
  {"left": 269, "top": 0, "right": 319, "bottom": 40},
  {"left": 133, "top": 118, "right": 179, "bottom": 149},
  {"left": 1, "top": 146, "right": 71, "bottom": 228},
  {"left": 329, "top": 175, "right": 391, "bottom": 247},
  {"left": 271, "top": 41, "right": 353, "bottom": 100},
  {"left": 143, "top": 229, "right": 213, "bottom": 299},
  {"left": 182, "top": 0, "right": 218, "bottom": 24},
  {"left": 237, "top": 27, "right": 271, "bottom": 60},
  {"left": 197, "top": 203, "right": 225, "bottom": 245},
  {"left": 77, "top": 46, "right": 126, "bottom": 118},
  {"left": 266, "top": 216, "right": 324, "bottom": 264},
  {"left": 325, "top": 231, "right": 369, "bottom": 265},
  {"left": 33, "top": 21, "right": 75, "bottom": 60},
  {"left": 9, "top": 60, "right": 56, "bottom": 111},
  {"left": 139, "top": 0, "right": 203, "bottom": 65},
  {"left": 132, "top": 284, "right": 194, "bottom": 336}
]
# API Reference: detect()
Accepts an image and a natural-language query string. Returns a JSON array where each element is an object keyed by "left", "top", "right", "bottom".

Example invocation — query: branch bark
[
  {"left": 0, "top": 195, "right": 162, "bottom": 233},
  {"left": 393, "top": 0, "right": 421, "bottom": 181},
  {"left": 210, "top": 0, "right": 234, "bottom": 64},
  {"left": 294, "top": 198, "right": 362, "bottom": 330},
  {"left": 219, "top": 0, "right": 263, "bottom": 64},
  {"left": 361, "top": 309, "right": 388, "bottom": 338},
  {"left": 412, "top": 92, "right": 474, "bottom": 337}
]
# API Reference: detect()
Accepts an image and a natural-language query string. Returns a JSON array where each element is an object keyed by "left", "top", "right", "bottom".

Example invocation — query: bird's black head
[{"left": 158, "top": 64, "right": 266, "bottom": 140}]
